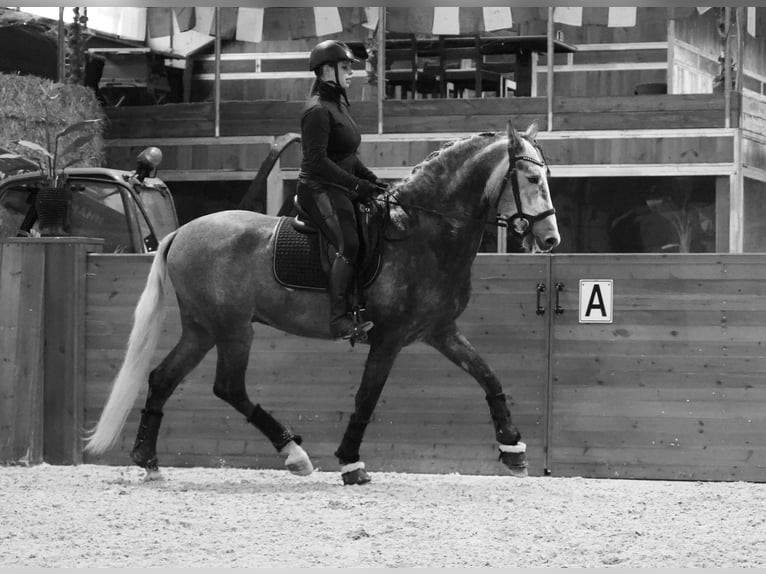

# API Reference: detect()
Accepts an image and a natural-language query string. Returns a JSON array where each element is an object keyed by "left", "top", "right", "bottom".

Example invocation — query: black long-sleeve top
[{"left": 298, "top": 80, "right": 377, "bottom": 192}]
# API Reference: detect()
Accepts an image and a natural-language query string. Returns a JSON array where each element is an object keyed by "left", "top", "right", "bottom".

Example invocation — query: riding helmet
[{"left": 309, "top": 40, "right": 363, "bottom": 72}]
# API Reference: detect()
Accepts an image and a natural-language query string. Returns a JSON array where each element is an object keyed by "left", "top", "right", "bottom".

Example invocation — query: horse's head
[{"left": 494, "top": 120, "right": 560, "bottom": 252}]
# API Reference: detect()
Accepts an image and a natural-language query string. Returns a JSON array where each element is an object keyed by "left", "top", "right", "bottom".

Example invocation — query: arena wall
[{"left": 3, "top": 240, "right": 765, "bottom": 481}]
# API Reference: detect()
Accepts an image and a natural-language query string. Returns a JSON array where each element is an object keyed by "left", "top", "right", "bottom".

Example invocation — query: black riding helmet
[{"left": 308, "top": 40, "right": 361, "bottom": 72}]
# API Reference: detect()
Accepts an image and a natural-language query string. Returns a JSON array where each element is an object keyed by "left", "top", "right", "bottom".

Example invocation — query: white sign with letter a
[{"left": 579, "top": 280, "right": 613, "bottom": 323}]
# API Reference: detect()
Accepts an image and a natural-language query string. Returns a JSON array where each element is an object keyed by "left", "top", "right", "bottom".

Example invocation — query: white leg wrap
[
  {"left": 498, "top": 441, "right": 527, "bottom": 454},
  {"left": 341, "top": 461, "right": 365, "bottom": 474}
]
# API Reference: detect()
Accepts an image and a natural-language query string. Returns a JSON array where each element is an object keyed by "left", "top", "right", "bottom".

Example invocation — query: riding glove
[{"left": 354, "top": 179, "right": 379, "bottom": 201}]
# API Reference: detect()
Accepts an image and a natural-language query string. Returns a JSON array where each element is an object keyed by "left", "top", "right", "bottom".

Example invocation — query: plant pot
[{"left": 35, "top": 187, "right": 72, "bottom": 237}]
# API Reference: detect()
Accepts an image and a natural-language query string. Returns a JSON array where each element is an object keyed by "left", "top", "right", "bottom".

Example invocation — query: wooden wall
[
  {"left": 5, "top": 242, "right": 766, "bottom": 481},
  {"left": 78, "top": 251, "right": 766, "bottom": 481},
  {"left": 83, "top": 254, "right": 551, "bottom": 476}
]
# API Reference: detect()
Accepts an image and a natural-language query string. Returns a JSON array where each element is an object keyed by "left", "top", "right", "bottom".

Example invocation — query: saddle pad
[{"left": 273, "top": 217, "right": 328, "bottom": 291}]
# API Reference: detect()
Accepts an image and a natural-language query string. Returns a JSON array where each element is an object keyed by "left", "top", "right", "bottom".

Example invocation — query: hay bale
[{"left": 0, "top": 73, "right": 106, "bottom": 175}]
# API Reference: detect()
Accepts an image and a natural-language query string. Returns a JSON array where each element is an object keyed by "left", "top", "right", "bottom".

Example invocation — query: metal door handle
[
  {"left": 536, "top": 282, "right": 546, "bottom": 315},
  {"left": 554, "top": 282, "right": 565, "bottom": 315}
]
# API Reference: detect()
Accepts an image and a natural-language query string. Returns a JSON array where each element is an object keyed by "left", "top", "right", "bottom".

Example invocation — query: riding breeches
[{"left": 296, "top": 180, "right": 359, "bottom": 263}]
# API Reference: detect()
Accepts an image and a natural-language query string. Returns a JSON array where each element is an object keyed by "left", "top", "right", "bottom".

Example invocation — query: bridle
[
  {"left": 495, "top": 138, "right": 556, "bottom": 238},
  {"left": 374, "top": 134, "right": 555, "bottom": 233}
]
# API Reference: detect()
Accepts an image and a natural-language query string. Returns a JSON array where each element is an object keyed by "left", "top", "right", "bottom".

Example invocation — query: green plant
[
  {"left": 0, "top": 119, "right": 101, "bottom": 188},
  {"left": 0, "top": 81, "right": 102, "bottom": 188}
]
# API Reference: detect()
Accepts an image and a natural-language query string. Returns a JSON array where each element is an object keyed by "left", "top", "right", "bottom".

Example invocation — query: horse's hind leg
[
  {"left": 426, "top": 322, "right": 528, "bottom": 477},
  {"left": 212, "top": 324, "right": 313, "bottom": 476},
  {"left": 132, "top": 319, "right": 214, "bottom": 475}
]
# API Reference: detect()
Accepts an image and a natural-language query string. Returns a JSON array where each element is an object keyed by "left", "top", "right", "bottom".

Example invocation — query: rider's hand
[
  {"left": 354, "top": 179, "right": 379, "bottom": 201},
  {"left": 374, "top": 178, "right": 390, "bottom": 192}
]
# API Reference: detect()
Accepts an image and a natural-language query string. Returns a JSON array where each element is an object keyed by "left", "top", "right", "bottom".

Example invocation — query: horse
[{"left": 83, "top": 119, "right": 560, "bottom": 485}]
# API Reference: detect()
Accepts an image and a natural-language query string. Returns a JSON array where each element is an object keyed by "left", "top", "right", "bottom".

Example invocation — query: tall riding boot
[{"left": 329, "top": 256, "right": 373, "bottom": 339}]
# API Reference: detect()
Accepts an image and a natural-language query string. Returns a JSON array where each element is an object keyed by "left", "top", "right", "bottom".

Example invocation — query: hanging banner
[
  {"left": 748, "top": 7, "right": 756, "bottom": 37},
  {"left": 483, "top": 7, "right": 513, "bottom": 32},
  {"left": 363, "top": 7, "right": 379, "bottom": 30},
  {"left": 174, "top": 7, "right": 195, "bottom": 33},
  {"left": 235, "top": 7, "right": 264, "bottom": 43},
  {"left": 553, "top": 7, "right": 583, "bottom": 26},
  {"left": 608, "top": 7, "right": 637, "bottom": 27},
  {"left": 147, "top": 7, "right": 172, "bottom": 39},
  {"left": 432, "top": 7, "right": 460, "bottom": 35},
  {"left": 314, "top": 7, "right": 343, "bottom": 36}
]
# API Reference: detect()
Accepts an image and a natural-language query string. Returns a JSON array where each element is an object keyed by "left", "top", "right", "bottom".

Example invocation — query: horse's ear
[
  {"left": 525, "top": 121, "right": 539, "bottom": 141},
  {"left": 506, "top": 119, "right": 523, "bottom": 152}
]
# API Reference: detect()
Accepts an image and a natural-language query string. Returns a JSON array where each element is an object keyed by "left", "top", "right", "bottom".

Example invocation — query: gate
[{"left": 547, "top": 254, "right": 766, "bottom": 482}]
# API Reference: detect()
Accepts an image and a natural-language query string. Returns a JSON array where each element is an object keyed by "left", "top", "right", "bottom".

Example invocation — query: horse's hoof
[
  {"left": 499, "top": 442, "right": 528, "bottom": 477},
  {"left": 143, "top": 468, "right": 164, "bottom": 482},
  {"left": 282, "top": 441, "right": 314, "bottom": 476},
  {"left": 341, "top": 462, "right": 371, "bottom": 486}
]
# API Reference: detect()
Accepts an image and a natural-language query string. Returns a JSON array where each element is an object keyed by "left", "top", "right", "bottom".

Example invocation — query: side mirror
[{"left": 135, "top": 147, "right": 163, "bottom": 182}]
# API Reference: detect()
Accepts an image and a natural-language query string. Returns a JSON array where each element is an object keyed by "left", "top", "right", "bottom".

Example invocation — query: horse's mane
[{"left": 389, "top": 131, "right": 504, "bottom": 198}]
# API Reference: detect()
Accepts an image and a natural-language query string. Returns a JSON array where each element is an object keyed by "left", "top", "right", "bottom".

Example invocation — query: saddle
[{"left": 272, "top": 195, "right": 385, "bottom": 292}]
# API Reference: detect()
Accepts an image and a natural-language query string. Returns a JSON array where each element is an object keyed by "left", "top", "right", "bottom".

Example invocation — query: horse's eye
[{"left": 527, "top": 175, "right": 540, "bottom": 184}]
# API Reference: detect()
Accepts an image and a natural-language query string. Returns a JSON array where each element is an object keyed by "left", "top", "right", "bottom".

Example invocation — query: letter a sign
[{"left": 579, "top": 280, "right": 613, "bottom": 324}]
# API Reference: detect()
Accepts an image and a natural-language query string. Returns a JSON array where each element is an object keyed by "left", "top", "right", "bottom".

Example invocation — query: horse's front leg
[
  {"left": 334, "top": 338, "right": 403, "bottom": 485},
  {"left": 427, "top": 323, "right": 528, "bottom": 477}
]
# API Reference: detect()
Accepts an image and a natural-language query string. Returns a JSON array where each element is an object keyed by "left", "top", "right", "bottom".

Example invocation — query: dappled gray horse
[{"left": 84, "top": 120, "right": 559, "bottom": 485}]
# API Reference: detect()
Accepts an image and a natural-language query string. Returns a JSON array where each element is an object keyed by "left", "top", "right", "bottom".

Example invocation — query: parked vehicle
[{"left": 0, "top": 147, "right": 178, "bottom": 253}]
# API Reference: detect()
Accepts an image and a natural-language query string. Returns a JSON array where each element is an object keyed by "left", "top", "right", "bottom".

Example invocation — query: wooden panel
[
  {"left": 0, "top": 241, "right": 45, "bottom": 464},
  {"left": 553, "top": 94, "right": 733, "bottom": 130},
  {"left": 542, "top": 69, "right": 668, "bottom": 98},
  {"left": 531, "top": 135, "right": 733, "bottom": 166},
  {"left": 104, "top": 95, "right": 732, "bottom": 141},
  {"left": 548, "top": 254, "right": 766, "bottom": 482},
  {"left": 83, "top": 253, "right": 551, "bottom": 476},
  {"left": 42, "top": 239, "right": 104, "bottom": 465}
]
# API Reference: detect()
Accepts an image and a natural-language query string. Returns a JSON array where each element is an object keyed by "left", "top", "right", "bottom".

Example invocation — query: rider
[{"left": 297, "top": 39, "right": 384, "bottom": 341}]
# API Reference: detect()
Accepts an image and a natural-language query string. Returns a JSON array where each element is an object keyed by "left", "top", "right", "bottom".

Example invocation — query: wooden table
[{"left": 378, "top": 34, "right": 576, "bottom": 98}]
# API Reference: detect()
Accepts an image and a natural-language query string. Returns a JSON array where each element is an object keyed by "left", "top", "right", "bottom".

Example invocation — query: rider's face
[{"left": 323, "top": 61, "right": 353, "bottom": 88}]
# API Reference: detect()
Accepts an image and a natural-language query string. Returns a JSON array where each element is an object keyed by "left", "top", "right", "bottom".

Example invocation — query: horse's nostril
[{"left": 545, "top": 236, "right": 559, "bottom": 247}]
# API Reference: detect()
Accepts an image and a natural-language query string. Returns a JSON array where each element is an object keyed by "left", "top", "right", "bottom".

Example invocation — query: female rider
[{"left": 296, "top": 40, "right": 385, "bottom": 341}]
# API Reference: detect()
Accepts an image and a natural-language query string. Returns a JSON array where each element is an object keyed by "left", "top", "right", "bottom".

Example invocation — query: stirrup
[{"left": 350, "top": 306, "right": 373, "bottom": 344}]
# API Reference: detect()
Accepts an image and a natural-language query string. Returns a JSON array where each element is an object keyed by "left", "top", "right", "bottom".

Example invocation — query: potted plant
[{"left": 0, "top": 118, "right": 102, "bottom": 236}]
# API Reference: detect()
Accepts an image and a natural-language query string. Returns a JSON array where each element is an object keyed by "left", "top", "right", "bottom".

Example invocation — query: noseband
[{"left": 496, "top": 139, "right": 556, "bottom": 237}]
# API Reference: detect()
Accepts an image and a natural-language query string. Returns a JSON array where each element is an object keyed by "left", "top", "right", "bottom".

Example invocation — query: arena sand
[{"left": 1, "top": 464, "right": 764, "bottom": 568}]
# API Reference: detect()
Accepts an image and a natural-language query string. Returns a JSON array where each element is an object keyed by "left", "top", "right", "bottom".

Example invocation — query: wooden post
[
  {"left": 0, "top": 238, "right": 104, "bottom": 464},
  {"left": 547, "top": 7, "right": 554, "bottom": 131},
  {"left": 41, "top": 238, "right": 104, "bottom": 464},
  {"left": 0, "top": 240, "right": 45, "bottom": 464},
  {"left": 377, "top": 6, "right": 385, "bottom": 133}
]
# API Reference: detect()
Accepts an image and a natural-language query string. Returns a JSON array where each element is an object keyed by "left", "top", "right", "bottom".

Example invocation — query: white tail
[{"left": 83, "top": 232, "right": 177, "bottom": 455}]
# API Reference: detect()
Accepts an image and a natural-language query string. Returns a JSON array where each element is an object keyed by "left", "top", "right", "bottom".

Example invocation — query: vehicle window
[
  {"left": 68, "top": 181, "right": 134, "bottom": 253},
  {"left": 136, "top": 186, "right": 178, "bottom": 241},
  {"left": 0, "top": 184, "right": 36, "bottom": 238}
]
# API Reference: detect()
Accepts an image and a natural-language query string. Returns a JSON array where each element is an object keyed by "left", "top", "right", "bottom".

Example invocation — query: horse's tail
[{"left": 83, "top": 230, "right": 178, "bottom": 455}]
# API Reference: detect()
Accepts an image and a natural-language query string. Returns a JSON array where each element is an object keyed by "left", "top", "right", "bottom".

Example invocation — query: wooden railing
[{"left": 105, "top": 93, "right": 736, "bottom": 139}]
